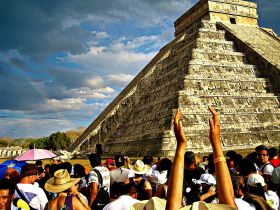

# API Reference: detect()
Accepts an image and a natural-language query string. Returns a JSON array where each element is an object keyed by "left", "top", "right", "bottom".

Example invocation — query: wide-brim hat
[
  {"left": 130, "top": 199, "right": 235, "bottom": 210},
  {"left": 130, "top": 197, "right": 166, "bottom": 210},
  {"left": 45, "top": 169, "right": 80, "bottom": 193},
  {"left": 181, "top": 201, "right": 236, "bottom": 210},
  {"left": 128, "top": 159, "right": 151, "bottom": 175}
]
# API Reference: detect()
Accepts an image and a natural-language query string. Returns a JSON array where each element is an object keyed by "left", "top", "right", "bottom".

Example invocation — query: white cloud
[
  {"left": 91, "top": 31, "right": 109, "bottom": 39},
  {"left": 86, "top": 75, "right": 105, "bottom": 88},
  {"left": 68, "top": 35, "right": 158, "bottom": 75},
  {"left": 44, "top": 98, "right": 87, "bottom": 111},
  {"left": 108, "top": 74, "right": 135, "bottom": 86}
]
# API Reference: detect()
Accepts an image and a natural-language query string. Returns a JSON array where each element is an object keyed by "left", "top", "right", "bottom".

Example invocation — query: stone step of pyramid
[
  {"left": 187, "top": 63, "right": 257, "bottom": 78},
  {"left": 191, "top": 49, "right": 246, "bottom": 62},
  {"left": 200, "top": 20, "right": 217, "bottom": 30},
  {"left": 195, "top": 38, "right": 235, "bottom": 51},
  {"left": 198, "top": 29, "right": 225, "bottom": 40},
  {"left": 183, "top": 79, "right": 268, "bottom": 93}
]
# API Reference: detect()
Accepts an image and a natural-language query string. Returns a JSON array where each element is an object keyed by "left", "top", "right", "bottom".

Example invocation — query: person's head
[
  {"left": 143, "top": 156, "right": 153, "bottom": 166},
  {"left": 20, "top": 164, "right": 38, "bottom": 184},
  {"left": 255, "top": 145, "right": 269, "bottom": 164},
  {"left": 239, "top": 158, "right": 257, "bottom": 177},
  {"left": 45, "top": 169, "right": 80, "bottom": 194},
  {"left": 202, "top": 156, "right": 208, "bottom": 162},
  {"left": 88, "top": 153, "right": 101, "bottom": 168},
  {"left": 0, "top": 178, "right": 15, "bottom": 210},
  {"left": 247, "top": 173, "right": 267, "bottom": 196},
  {"left": 105, "top": 159, "right": 114, "bottom": 169},
  {"left": 35, "top": 160, "right": 43, "bottom": 167},
  {"left": 73, "top": 164, "right": 85, "bottom": 178},
  {"left": 184, "top": 151, "right": 196, "bottom": 166},
  {"left": 60, "top": 162, "right": 72, "bottom": 174},
  {"left": 268, "top": 147, "right": 278, "bottom": 159},
  {"left": 159, "top": 158, "right": 172, "bottom": 171},
  {"left": 3, "top": 168, "right": 20, "bottom": 186},
  {"left": 44, "top": 164, "right": 50, "bottom": 173},
  {"left": 114, "top": 155, "right": 125, "bottom": 168},
  {"left": 128, "top": 160, "right": 150, "bottom": 180},
  {"left": 231, "top": 176, "right": 245, "bottom": 198}
]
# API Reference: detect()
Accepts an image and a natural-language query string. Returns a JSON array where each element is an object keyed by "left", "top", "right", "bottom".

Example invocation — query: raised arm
[
  {"left": 208, "top": 106, "right": 236, "bottom": 209},
  {"left": 166, "top": 109, "right": 187, "bottom": 210}
]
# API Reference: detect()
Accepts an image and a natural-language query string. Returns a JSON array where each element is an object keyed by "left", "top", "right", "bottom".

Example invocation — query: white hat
[
  {"left": 128, "top": 160, "right": 151, "bottom": 175},
  {"left": 196, "top": 174, "right": 216, "bottom": 185},
  {"left": 247, "top": 173, "right": 266, "bottom": 187}
]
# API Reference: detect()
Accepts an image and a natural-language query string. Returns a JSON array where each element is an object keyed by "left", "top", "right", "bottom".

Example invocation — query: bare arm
[
  {"left": 89, "top": 182, "right": 98, "bottom": 207},
  {"left": 166, "top": 109, "right": 187, "bottom": 210},
  {"left": 209, "top": 106, "right": 236, "bottom": 208}
]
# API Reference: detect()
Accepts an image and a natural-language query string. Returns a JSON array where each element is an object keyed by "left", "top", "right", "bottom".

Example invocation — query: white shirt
[
  {"left": 88, "top": 166, "right": 110, "bottom": 193},
  {"left": 234, "top": 198, "right": 256, "bottom": 210},
  {"left": 146, "top": 169, "right": 167, "bottom": 185},
  {"left": 272, "top": 166, "right": 280, "bottom": 184},
  {"left": 15, "top": 183, "right": 48, "bottom": 210},
  {"left": 259, "top": 163, "right": 274, "bottom": 175},
  {"left": 264, "top": 190, "right": 279, "bottom": 210},
  {"left": 110, "top": 167, "right": 133, "bottom": 184},
  {"left": 103, "top": 195, "right": 139, "bottom": 210}
]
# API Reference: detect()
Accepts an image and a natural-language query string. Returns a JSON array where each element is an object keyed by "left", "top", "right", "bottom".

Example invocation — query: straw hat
[
  {"left": 45, "top": 169, "right": 80, "bottom": 193},
  {"left": 181, "top": 201, "right": 236, "bottom": 210},
  {"left": 130, "top": 197, "right": 166, "bottom": 210},
  {"left": 131, "top": 198, "right": 235, "bottom": 210},
  {"left": 128, "top": 160, "right": 151, "bottom": 175}
]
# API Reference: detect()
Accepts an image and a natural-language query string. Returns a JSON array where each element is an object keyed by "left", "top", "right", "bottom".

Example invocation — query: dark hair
[
  {"left": 61, "top": 162, "right": 72, "bottom": 174},
  {"left": 248, "top": 184, "right": 265, "bottom": 197},
  {"left": 255, "top": 145, "right": 268, "bottom": 152},
  {"left": 239, "top": 158, "right": 257, "bottom": 176},
  {"left": 143, "top": 156, "right": 153, "bottom": 166},
  {"left": 159, "top": 158, "right": 172, "bottom": 171},
  {"left": 74, "top": 164, "right": 85, "bottom": 178},
  {"left": 114, "top": 155, "right": 125, "bottom": 168},
  {"left": 268, "top": 147, "right": 278, "bottom": 158},
  {"left": 35, "top": 160, "right": 43, "bottom": 166},
  {"left": 0, "top": 178, "right": 15, "bottom": 195},
  {"left": 44, "top": 164, "right": 50, "bottom": 170},
  {"left": 88, "top": 153, "right": 101, "bottom": 167},
  {"left": 184, "top": 151, "right": 195, "bottom": 164},
  {"left": 246, "top": 152, "right": 258, "bottom": 164}
]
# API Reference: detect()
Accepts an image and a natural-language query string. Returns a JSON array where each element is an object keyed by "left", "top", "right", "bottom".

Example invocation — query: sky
[{"left": 0, "top": 0, "right": 279, "bottom": 139}]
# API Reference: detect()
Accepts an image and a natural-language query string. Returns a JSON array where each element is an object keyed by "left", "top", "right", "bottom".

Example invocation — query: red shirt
[{"left": 270, "top": 159, "right": 280, "bottom": 168}]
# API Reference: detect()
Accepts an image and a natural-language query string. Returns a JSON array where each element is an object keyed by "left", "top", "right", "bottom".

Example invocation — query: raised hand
[
  {"left": 209, "top": 106, "right": 221, "bottom": 148},
  {"left": 173, "top": 109, "right": 187, "bottom": 146}
]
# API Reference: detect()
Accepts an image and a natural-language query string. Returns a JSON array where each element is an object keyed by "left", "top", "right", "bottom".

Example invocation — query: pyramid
[{"left": 69, "top": 0, "right": 280, "bottom": 157}]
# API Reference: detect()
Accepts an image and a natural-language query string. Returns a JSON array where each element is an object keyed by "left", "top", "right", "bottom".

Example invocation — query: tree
[{"left": 48, "top": 132, "right": 71, "bottom": 151}]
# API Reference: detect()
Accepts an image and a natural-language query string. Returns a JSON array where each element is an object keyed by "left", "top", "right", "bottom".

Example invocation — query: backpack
[{"left": 90, "top": 169, "right": 110, "bottom": 210}]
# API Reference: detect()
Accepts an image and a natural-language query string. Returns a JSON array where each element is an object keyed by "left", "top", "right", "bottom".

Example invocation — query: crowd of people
[{"left": 0, "top": 107, "right": 280, "bottom": 210}]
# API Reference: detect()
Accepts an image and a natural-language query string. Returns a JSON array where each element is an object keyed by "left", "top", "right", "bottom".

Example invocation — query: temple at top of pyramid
[{"left": 69, "top": 0, "right": 280, "bottom": 158}]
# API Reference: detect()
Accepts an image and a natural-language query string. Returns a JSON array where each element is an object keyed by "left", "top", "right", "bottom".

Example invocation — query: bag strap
[
  {"left": 92, "top": 168, "right": 103, "bottom": 188},
  {"left": 261, "top": 162, "right": 273, "bottom": 173},
  {"left": 15, "top": 185, "right": 36, "bottom": 210}
]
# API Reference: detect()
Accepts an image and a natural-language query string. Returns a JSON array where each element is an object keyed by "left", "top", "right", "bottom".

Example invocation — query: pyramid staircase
[{"left": 69, "top": 18, "right": 280, "bottom": 157}]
